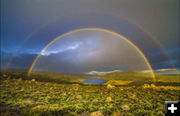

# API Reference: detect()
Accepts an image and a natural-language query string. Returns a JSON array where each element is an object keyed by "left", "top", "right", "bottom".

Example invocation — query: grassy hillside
[
  {"left": 91, "top": 71, "right": 153, "bottom": 81},
  {"left": 1, "top": 71, "right": 84, "bottom": 84},
  {"left": 30, "top": 71, "right": 84, "bottom": 83},
  {"left": 156, "top": 74, "right": 180, "bottom": 82},
  {"left": 0, "top": 71, "right": 179, "bottom": 116},
  {"left": 2, "top": 70, "right": 179, "bottom": 85}
]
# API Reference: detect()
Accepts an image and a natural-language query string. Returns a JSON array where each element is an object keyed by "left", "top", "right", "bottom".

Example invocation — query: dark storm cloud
[
  {"left": 32, "top": 31, "right": 151, "bottom": 73},
  {"left": 149, "top": 48, "right": 180, "bottom": 69},
  {"left": 1, "top": 52, "right": 37, "bottom": 70},
  {"left": 1, "top": 0, "right": 179, "bottom": 71}
]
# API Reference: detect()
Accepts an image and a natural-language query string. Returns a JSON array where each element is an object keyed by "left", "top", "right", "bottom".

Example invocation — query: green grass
[{"left": 0, "top": 71, "right": 179, "bottom": 116}]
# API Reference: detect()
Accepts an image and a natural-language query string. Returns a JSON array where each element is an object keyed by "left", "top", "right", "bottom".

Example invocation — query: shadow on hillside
[{"left": 0, "top": 71, "right": 83, "bottom": 85}]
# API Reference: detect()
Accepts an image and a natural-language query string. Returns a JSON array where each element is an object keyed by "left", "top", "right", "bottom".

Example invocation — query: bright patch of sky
[
  {"left": 40, "top": 35, "right": 100, "bottom": 56},
  {"left": 40, "top": 42, "right": 82, "bottom": 56}
]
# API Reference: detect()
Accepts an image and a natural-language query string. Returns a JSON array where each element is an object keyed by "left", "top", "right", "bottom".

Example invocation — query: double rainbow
[{"left": 28, "top": 28, "right": 156, "bottom": 81}]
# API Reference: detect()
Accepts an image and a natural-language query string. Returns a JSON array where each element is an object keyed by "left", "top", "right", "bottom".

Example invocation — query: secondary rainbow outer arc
[
  {"left": 28, "top": 28, "right": 156, "bottom": 81},
  {"left": 6, "top": 13, "right": 174, "bottom": 70}
]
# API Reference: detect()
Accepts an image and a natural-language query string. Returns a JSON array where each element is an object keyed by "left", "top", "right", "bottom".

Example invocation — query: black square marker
[{"left": 165, "top": 101, "right": 179, "bottom": 116}]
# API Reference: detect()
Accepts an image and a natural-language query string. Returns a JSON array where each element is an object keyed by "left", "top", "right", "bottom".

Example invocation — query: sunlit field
[{"left": 0, "top": 71, "right": 179, "bottom": 116}]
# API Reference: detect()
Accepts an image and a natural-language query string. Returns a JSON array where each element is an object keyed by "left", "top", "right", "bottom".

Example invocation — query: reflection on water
[{"left": 83, "top": 78, "right": 108, "bottom": 84}]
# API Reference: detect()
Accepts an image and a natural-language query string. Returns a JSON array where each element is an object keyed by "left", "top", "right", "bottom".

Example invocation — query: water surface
[{"left": 83, "top": 78, "right": 108, "bottom": 84}]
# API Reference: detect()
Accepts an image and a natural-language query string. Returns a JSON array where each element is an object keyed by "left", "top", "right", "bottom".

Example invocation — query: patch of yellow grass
[
  {"left": 143, "top": 84, "right": 180, "bottom": 90},
  {"left": 76, "top": 95, "right": 82, "bottom": 99},
  {"left": 90, "top": 111, "right": 104, "bottom": 116},
  {"left": 158, "top": 86, "right": 180, "bottom": 90},
  {"left": 105, "top": 80, "right": 132, "bottom": 86},
  {"left": 31, "top": 105, "right": 47, "bottom": 111},
  {"left": 143, "top": 84, "right": 151, "bottom": 88},
  {"left": 20, "top": 99, "right": 34, "bottom": 105},
  {"left": 31, "top": 79, "right": 36, "bottom": 82},
  {"left": 106, "top": 97, "right": 112, "bottom": 102},
  {"left": 107, "top": 84, "right": 115, "bottom": 89},
  {"left": 122, "top": 105, "right": 130, "bottom": 111}
]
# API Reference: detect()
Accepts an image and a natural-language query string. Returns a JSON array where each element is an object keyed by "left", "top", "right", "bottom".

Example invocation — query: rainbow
[
  {"left": 28, "top": 28, "right": 156, "bottom": 81},
  {"left": 134, "top": 23, "right": 174, "bottom": 66},
  {"left": 6, "top": 13, "right": 174, "bottom": 70}
]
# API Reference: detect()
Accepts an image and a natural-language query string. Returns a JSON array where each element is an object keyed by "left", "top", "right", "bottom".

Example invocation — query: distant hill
[
  {"left": 1, "top": 71, "right": 84, "bottom": 84},
  {"left": 105, "top": 80, "right": 132, "bottom": 85},
  {"left": 88, "top": 70, "right": 153, "bottom": 81},
  {"left": 2, "top": 70, "right": 179, "bottom": 85},
  {"left": 30, "top": 71, "right": 84, "bottom": 83}
]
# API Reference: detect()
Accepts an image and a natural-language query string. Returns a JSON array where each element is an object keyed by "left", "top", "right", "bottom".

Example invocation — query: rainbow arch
[
  {"left": 6, "top": 12, "right": 174, "bottom": 71},
  {"left": 28, "top": 28, "right": 156, "bottom": 81}
]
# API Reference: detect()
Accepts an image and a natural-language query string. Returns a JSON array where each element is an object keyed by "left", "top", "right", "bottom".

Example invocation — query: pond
[{"left": 83, "top": 78, "right": 108, "bottom": 84}]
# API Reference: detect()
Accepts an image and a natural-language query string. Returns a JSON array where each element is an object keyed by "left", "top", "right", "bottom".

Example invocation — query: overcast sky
[{"left": 1, "top": 0, "right": 179, "bottom": 74}]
